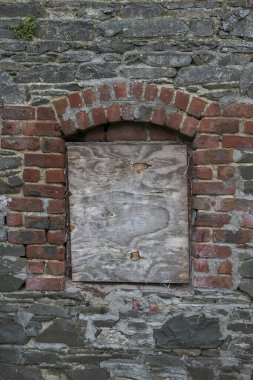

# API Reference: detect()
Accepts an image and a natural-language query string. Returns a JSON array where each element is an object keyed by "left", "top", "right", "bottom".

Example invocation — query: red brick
[
  {"left": 107, "top": 103, "right": 121, "bottom": 123},
  {"left": 193, "top": 149, "right": 233, "bottom": 165},
  {"left": 76, "top": 111, "right": 90, "bottom": 129},
  {"left": 149, "top": 126, "right": 177, "bottom": 141},
  {"left": 199, "top": 118, "right": 239, "bottom": 134},
  {"left": 25, "top": 153, "right": 64, "bottom": 168},
  {"left": 215, "top": 198, "right": 253, "bottom": 212},
  {"left": 46, "top": 169, "right": 65, "bottom": 183},
  {"left": 67, "top": 92, "right": 83, "bottom": 108},
  {"left": 193, "top": 135, "right": 220, "bottom": 149},
  {"left": 82, "top": 88, "right": 96, "bottom": 105},
  {"left": 188, "top": 97, "right": 207, "bottom": 118},
  {"left": 213, "top": 229, "right": 253, "bottom": 244},
  {"left": 132, "top": 300, "right": 141, "bottom": 310},
  {"left": 23, "top": 168, "right": 40, "bottom": 183},
  {"left": 42, "top": 138, "right": 65, "bottom": 153},
  {"left": 149, "top": 301, "right": 160, "bottom": 314},
  {"left": 244, "top": 121, "right": 253, "bottom": 134},
  {"left": 192, "top": 243, "right": 232, "bottom": 258},
  {"left": 6, "top": 213, "right": 23, "bottom": 227},
  {"left": 203, "top": 102, "right": 221, "bottom": 117},
  {"left": 9, "top": 198, "right": 44, "bottom": 212},
  {"left": 107, "top": 123, "right": 147, "bottom": 141},
  {"left": 217, "top": 260, "right": 232, "bottom": 274},
  {"left": 2, "top": 137, "right": 40, "bottom": 151},
  {"left": 180, "top": 115, "right": 198, "bottom": 137},
  {"left": 122, "top": 104, "right": 134, "bottom": 121},
  {"left": 192, "top": 228, "right": 211, "bottom": 242},
  {"left": 47, "top": 230, "right": 65, "bottom": 245},
  {"left": 192, "top": 258, "right": 209, "bottom": 272},
  {"left": 192, "top": 182, "right": 234, "bottom": 195},
  {"left": 26, "top": 277, "right": 65, "bottom": 291},
  {"left": 144, "top": 84, "right": 158, "bottom": 101},
  {"left": 45, "top": 261, "right": 65, "bottom": 276},
  {"left": 166, "top": 112, "right": 183, "bottom": 131},
  {"left": 24, "top": 121, "right": 62, "bottom": 137},
  {"left": 217, "top": 166, "right": 235, "bottom": 180},
  {"left": 241, "top": 214, "right": 253, "bottom": 229},
  {"left": 193, "top": 276, "right": 233, "bottom": 289},
  {"left": 223, "top": 103, "right": 253, "bottom": 118},
  {"left": 24, "top": 184, "right": 65, "bottom": 199},
  {"left": 196, "top": 212, "right": 230, "bottom": 227},
  {"left": 113, "top": 82, "right": 127, "bottom": 99},
  {"left": 27, "top": 261, "right": 44, "bottom": 274},
  {"left": 174, "top": 91, "right": 190, "bottom": 111},
  {"left": 222, "top": 136, "right": 253, "bottom": 148},
  {"left": 2, "top": 105, "right": 35, "bottom": 120},
  {"left": 151, "top": 109, "right": 166, "bottom": 126},
  {"left": 47, "top": 199, "right": 65, "bottom": 214},
  {"left": 131, "top": 81, "right": 144, "bottom": 100},
  {"left": 159, "top": 87, "right": 174, "bottom": 105},
  {"left": 25, "top": 215, "right": 65, "bottom": 230},
  {"left": 60, "top": 119, "right": 76, "bottom": 136},
  {"left": 91, "top": 107, "right": 107, "bottom": 126},
  {"left": 2, "top": 121, "right": 21, "bottom": 135},
  {"left": 193, "top": 167, "right": 212, "bottom": 180},
  {"left": 37, "top": 106, "right": 56, "bottom": 120},
  {"left": 99, "top": 84, "right": 111, "bottom": 101},
  {"left": 84, "top": 126, "right": 106, "bottom": 141},
  {"left": 8, "top": 230, "right": 46, "bottom": 245},
  {"left": 53, "top": 98, "right": 68, "bottom": 117},
  {"left": 26, "top": 245, "right": 65, "bottom": 260}
]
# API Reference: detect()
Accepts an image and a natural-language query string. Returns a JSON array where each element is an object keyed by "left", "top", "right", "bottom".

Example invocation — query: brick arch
[{"left": 50, "top": 80, "right": 221, "bottom": 138}]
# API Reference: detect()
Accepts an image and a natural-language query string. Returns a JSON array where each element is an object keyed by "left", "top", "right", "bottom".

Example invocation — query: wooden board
[{"left": 67, "top": 143, "right": 189, "bottom": 283}]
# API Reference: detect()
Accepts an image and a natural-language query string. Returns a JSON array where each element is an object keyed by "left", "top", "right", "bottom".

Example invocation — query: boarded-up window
[{"left": 67, "top": 143, "right": 189, "bottom": 283}]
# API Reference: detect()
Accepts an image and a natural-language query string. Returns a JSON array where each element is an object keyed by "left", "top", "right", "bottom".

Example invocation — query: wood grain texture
[{"left": 67, "top": 143, "right": 189, "bottom": 283}]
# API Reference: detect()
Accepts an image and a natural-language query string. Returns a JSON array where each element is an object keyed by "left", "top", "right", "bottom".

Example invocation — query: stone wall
[{"left": 0, "top": 1, "right": 253, "bottom": 379}]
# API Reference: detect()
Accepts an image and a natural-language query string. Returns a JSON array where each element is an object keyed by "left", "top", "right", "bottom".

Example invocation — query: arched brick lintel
[{"left": 51, "top": 80, "right": 222, "bottom": 139}]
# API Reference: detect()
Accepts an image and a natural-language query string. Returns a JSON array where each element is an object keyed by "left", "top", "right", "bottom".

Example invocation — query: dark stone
[
  {"left": 77, "top": 2, "right": 119, "bottom": 21},
  {"left": 0, "top": 178, "right": 22, "bottom": 195},
  {"left": 0, "top": 315, "right": 28, "bottom": 344},
  {"left": 0, "top": 243, "right": 25, "bottom": 257},
  {"left": 98, "top": 17, "right": 189, "bottom": 38},
  {"left": 121, "top": 3, "right": 165, "bottom": 18},
  {"left": 239, "top": 260, "right": 253, "bottom": 278},
  {"left": 16, "top": 64, "right": 78, "bottom": 83},
  {"left": 27, "top": 303, "right": 66, "bottom": 318},
  {"left": 240, "top": 65, "right": 253, "bottom": 98},
  {"left": 0, "top": 73, "right": 27, "bottom": 103},
  {"left": 190, "top": 19, "right": 214, "bottom": 37},
  {"left": 22, "top": 350, "right": 60, "bottom": 365},
  {"left": 118, "top": 66, "right": 176, "bottom": 80},
  {"left": 234, "top": 150, "right": 253, "bottom": 163},
  {"left": 8, "top": 176, "right": 24, "bottom": 188},
  {"left": 36, "top": 20, "right": 93, "bottom": 41},
  {"left": 124, "top": 51, "right": 191, "bottom": 68},
  {"left": 0, "top": 229, "right": 7, "bottom": 242},
  {"left": 59, "top": 50, "right": 95, "bottom": 63},
  {"left": 175, "top": 66, "right": 241, "bottom": 87},
  {"left": 0, "top": 347, "right": 22, "bottom": 364},
  {"left": 0, "top": 156, "right": 21, "bottom": 170},
  {"left": 0, "top": 275, "right": 25, "bottom": 292},
  {"left": 228, "top": 322, "right": 253, "bottom": 334},
  {"left": 154, "top": 314, "right": 222, "bottom": 348},
  {"left": 0, "top": 363, "right": 43, "bottom": 380},
  {"left": 228, "top": 12, "right": 253, "bottom": 39},
  {"left": 65, "top": 367, "right": 110, "bottom": 380},
  {"left": 239, "top": 279, "right": 253, "bottom": 298},
  {"left": 77, "top": 63, "right": 117, "bottom": 80},
  {"left": 36, "top": 319, "right": 86, "bottom": 346},
  {"left": 244, "top": 181, "right": 253, "bottom": 194},
  {"left": 221, "top": 40, "right": 253, "bottom": 53},
  {"left": 0, "top": 3, "right": 47, "bottom": 17},
  {"left": 0, "top": 256, "right": 26, "bottom": 275},
  {"left": 188, "top": 366, "right": 214, "bottom": 380},
  {"left": 239, "top": 166, "right": 253, "bottom": 180}
]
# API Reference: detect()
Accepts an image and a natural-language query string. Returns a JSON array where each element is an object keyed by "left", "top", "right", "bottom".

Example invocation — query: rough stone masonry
[{"left": 0, "top": 1, "right": 253, "bottom": 380}]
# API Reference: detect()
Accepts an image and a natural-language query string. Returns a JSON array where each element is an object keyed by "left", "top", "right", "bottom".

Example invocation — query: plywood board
[{"left": 67, "top": 143, "right": 189, "bottom": 283}]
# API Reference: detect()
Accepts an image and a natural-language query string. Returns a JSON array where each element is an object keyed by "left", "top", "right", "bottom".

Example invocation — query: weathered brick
[
  {"left": 23, "top": 168, "right": 40, "bottom": 183},
  {"left": 25, "top": 215, "right": 65, "bottom": 230},
  {"left": 193, "top": 149, "right": 233, "bottom": 165},
  {"left": 82, "top": 88, "right": 96, "bottom": 105},
  {"left": 60, "top": 119, "right": 76, "bottom": 136},
  {"left": 107, "top": 123, "right": 147, "bottom": 141},
  {"left": 27, "top": 260, "right": 44, "bottom": 274},
  {"left": 244, "top": 121, "right": 253, "bottom": 134},
  {"left": 144, "top": 84, "right": 158, "bottom": 101},
  {"left": 122, "top": 104, "right": 134, "bottom": 121},
  {"left": 223, "top": 103, "right": 253, "bottom": 118},
  {"left": 46, "top": 169, "right": 65, "bottom": 183},
  {"left": 192, "top": 243, "right": 232, "bottom": 258},
  {"left": 24, "top": 122, "right": 62, "bottom": 137},
  {"left": 99, "top": 84, "right": 111, "bottom": 102},
  {"left": 84, "top": 126, "right": 106, "bottom": 141},
  {"left": 151, "top": 109, "right": 166, "bottom": 126},
  {"left": 26, "top": 277, "right": 65, "bottom": 291},
  {"left": 2, "top": 105, "right": 35, "bottom": 120},
  {"left": 193, "top": 167, "right": 212, "bottom": 180},
  {"left": 42, "top": 138, "right": 65, "bottom": 153},
  {"left": 192, "top": 258, "right": 209, "bottom": 272},
  {"left": 192, "top": 182, "right": 234, "bottom": 195},
  {"left": 107, "top": 103, "right": 121, "bottom": 123},
  {"left": 203, "top": 102, "right": 221, "bottom": 117},
  {"left": 192, "top": 197, "right": 212, "bottom": 210},
  {"left": 196, "top": 213, "right": 230, "bottom": 227},
  {"left": 241, "top": 214, "right": 253, "bottom": 229},
  {"left": 47, "top": 199, "right": 65, "bottom": 214},
  {"left": 113, "top": 82, "right": 127, "bottom": 99},
  {"left": 37, "top": 106, "right": 56, "bottom": 120},
  {"left": 25, "top": 154, "right": 65, "bottom": 168},
  {"left": 217, "top": 166, "right": 235, "bottom": 180},
  {"left": 45, "top": 261, "right": 65, "bottom": 276},
  {"left": 215, "top": 198, "right": 253, "bottom": 212},
  {"left": 24, "top": 184, "right": 65, "bottom": 199},
  {"left": 166, "top": 112, "right": 183, "bottom": 131},
  {"left": 47, "top": 230, "right": 65, "bottom": 245},
  {"left": 188, "top": 97, "right": 207, "bottom": 118},
  {"left": 8, "top": 230, "right": 46, "bottom": 245},
  {"left": 192, "top": 228, "right": 211, "bottom": 242},
  {"left": 180, "top": 115, "right": 198, "bottom": 137},
  {"left": 222, "top": 136, "right": 253, "bottom": 148},
  {"left": 76, "top": 111, "right": 90, "bottom": 130},
  {"left": 193, "top": 276, "right": 233, "bottom": 288},
  {"left": 67, "top": 92, "right": 83, "bottom": 108},
  {"left": 217, "top": 260, "right": 232, "bottom": 274},
  {"left": 193, "top": 135, "right": 220, "bottom": 149},
  {"left": 213, "top": 229, "right": 253, "bottom": 244},
  {"left": 91, "top": 107, "right": 107, "bottom": 126},
  {"left": 2, "top": 121, "right": 21, "bottom": 135},
  {"left": 26, "top": 245, "right": 65, "bottom": 260},
  {"left": 149, "top": 125, "right": 177, "bottom": 141},
  {"left": 131, "top": 81, "right": 144, "bottom": 100},
  {"left": 199, "top": 118, "right": 239, "bottom": 134},
  {"left": 53, "top": 98, "right": 68, "bottom": 117},
  {"left": 6, "top": 213, "right": 23, "bottom": 227},
  {"left": 159, "top": 87, "right": 174, "bottom": 105},
  {"left": 9, "top": 198, "right": 44, "bottom": 212},
  {"left": 174, "top": 91, "right": 190, "bottom": 111},
  {"left": 1, "top": 137, "right": 40, "bottom": 151}
]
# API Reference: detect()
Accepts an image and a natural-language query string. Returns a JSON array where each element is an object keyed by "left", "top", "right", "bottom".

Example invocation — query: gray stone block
[
  {"left": 0, "top": 156, "right": 21, "bottom": 170},
  {"left": 98, "top": 17, "right": 189, "bottom": 38},
  {"left": 0, "top": 315, "right": 29, "bottom": 344},
  {"left": 0, "top": 363, "right": 43, "bottom": 380},
  {"left": 188, "top": 366, "right": 214, "bottom": 380},
  {"left": 36, "top": 20, "right": 93, "bottom": 41},
  {"left": 0, "top": 178, "right": 22, "bottom": 194},
  {"left": 190, "top": 19, "right": 214, "bottom": 37},
  {"left": 59, "top": 50, "right": 95, "bottom": 63},
  {"left": 240, "top": 65, "right": 253, "bottom": 98},
  {"left": 175, "top": 66, "right": 241, "bottom": 87},
  {"left": 16, "top": 64, "right": 78, "bottom": 83},
  {"left": 0, "top": 275, "right": 25, "bottom": 292},
  {"left": 228, "top": 12, "right": 253, "bottom": 38},
  {"left": 239, "top": 166, "right": 253, "bottom": 180},
  {"left": 77, "top": 63, "right": 117, "bottom": 80},
  {"left": 124, "top": 51, "right": 192, "bottom": 68},
  {"left": 65, "top": 367, "right": 110, "bottom": 380},
  {"left": 121, "top": 3, "right": 165, "bottom": 18},
  {"left": 0, "top": 3, "right": 47, "bottom": 17},
  {"left": 233, "top": 150, "right": 253, "bottom": 163},
  {"left": 0, "top": 244, "right": 25, "bottom": 257},
  {"left": 154, "top": 314, "right": 222, "bottom": 348},
  {"left": 244, "top": 181, "right": 253, "bottom": 194},
  {"left": 118, "top": 65, "right": 176, "bottom": 79},
  {"left": 239, "top": 279, "right": 253, "bottom": 298},
  {"left": 0, "top": 257, "right": 26, "bottom": 275}
]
